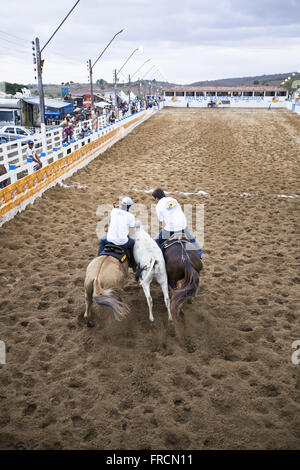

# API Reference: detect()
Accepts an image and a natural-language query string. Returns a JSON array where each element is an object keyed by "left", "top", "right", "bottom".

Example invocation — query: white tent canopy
[
  {"left": 95, "top": 101, "right": 111, "bottom": 108},
  {"left": 128, "top": 92, "right": 136, "bottom": 101},
  {"left": 117, "top": 90, "right": 129, "bottom": 103}
]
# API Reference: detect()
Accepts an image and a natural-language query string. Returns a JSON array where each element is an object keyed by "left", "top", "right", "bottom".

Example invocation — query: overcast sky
[{"left": 1, "top": 0, "right": 300, "bottom": 85}]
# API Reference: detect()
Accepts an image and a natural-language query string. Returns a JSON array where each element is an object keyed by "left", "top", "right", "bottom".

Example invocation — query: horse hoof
[{"left": 86, "top": 321, "right": 95, "bottom": 328}]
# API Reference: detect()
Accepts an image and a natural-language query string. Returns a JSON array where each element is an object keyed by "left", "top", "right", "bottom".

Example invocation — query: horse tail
[
  {"left": 135, "top": 258, "right": 156, "bottom": 284},
  {"left": 92, "top": 278, "right": 129, "bottom": 321},
  {"left": 135, "top": 266, "right": 147, "bottom": 282},
  {"left": 171, "top": 246, "right": 199, "bottom": 316}
]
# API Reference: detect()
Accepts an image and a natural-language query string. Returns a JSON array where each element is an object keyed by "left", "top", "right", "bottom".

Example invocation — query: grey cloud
[
  {"left": 1, "top": 0, "right": 299, "bottom": 84},
  {"left": 1, "top": 0, "right": 299, "bottom": 54}
]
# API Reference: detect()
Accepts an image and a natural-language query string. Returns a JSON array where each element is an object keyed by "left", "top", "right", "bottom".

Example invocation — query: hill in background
[
  {"left": 27, "top": 79, "right": 171, "bottom": 99},
  {"left": 189, "top": 72, "right": 290, "bottom": 87},
  {"left": 25, "top": 72, "right": 290, "bottom": 98}
]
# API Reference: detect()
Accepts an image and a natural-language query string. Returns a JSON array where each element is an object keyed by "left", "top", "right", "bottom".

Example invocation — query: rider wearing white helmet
[
  {"left": 152, "top": 188, "right": 203, "bottom": 259},
  {"left": 98, "top": 196, "right": 136, "bottom": 269}
]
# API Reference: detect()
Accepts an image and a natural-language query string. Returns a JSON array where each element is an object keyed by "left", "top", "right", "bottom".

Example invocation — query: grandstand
[{"left": 164, "top": 86, "right": 288, "bottom": 108}]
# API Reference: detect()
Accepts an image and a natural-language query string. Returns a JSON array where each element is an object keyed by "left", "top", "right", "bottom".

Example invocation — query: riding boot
[{"left": 184, "top": 228, "right": 204, "bottom": 259}]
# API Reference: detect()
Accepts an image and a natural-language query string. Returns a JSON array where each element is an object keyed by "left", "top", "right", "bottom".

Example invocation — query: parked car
[{"left": 0, "top": 125, "right": 40, "bottom": 145}]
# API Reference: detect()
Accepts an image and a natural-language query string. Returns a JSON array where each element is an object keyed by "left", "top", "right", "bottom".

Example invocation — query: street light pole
[
  {"left": 114, "top": 69, "right": 118, "bottom": 109},
  {"left": 142, "top": 65, "right": 156, "bottom": 80},
  {"left": 131, "top": 58, "right": 151, "bottom": 80},
  {"left": 128, "top": 74, "right": 131, "bottom": 106},
  {"left": 114, "top": 46, "right": 142, "bottom": 113},
  {"left": 116, "top": 46, "right": 142, "bottom": 77},
  {"left": 88, "top": 28, "right": 125, "bottom": 115},
  {"left": 32, "top": 0, "right": 80, "bottom": 152},
  {"left": 88, "top": 59, "right": 94, "bottom": 114},
  {"left": 41, "top": 0, "right": 80, "bottom": 54},
  {"left": 129, "top": 58, "right": 151, "bottom": 100}
]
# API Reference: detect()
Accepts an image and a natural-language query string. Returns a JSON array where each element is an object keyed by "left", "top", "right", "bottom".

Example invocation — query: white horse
[{"left": 132, "top": 221, "right": 172, "bottom": 323}]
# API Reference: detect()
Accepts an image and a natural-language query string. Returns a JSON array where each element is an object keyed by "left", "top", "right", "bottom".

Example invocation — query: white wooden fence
[{"left": 0, "top": 113, "right": 130, "bottom": 186}]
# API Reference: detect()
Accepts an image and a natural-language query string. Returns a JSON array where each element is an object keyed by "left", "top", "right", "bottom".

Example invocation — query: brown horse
[
  {"left": 164, "top": 240, "right": 202, "bottom": 317},
  {"left": 83, "top": 255, "right": 129, "bottom": 326}
]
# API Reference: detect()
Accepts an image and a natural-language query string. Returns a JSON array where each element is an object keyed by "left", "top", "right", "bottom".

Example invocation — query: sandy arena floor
[{"left": 0, "top": 108, "right": 299, "bottom": 450}]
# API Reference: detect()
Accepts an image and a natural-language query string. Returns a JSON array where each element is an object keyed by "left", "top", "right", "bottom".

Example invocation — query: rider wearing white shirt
[
  {"left": 98, "top": 196, "right": 136, "bottom": 269},
  {"left": 107, "top": 207, "right": 135, "bottom": 245},
  {"left": 152, "top": 188, "right": 203, "bottom": 259},
  {"left": 156, "top": 196, "right": 187, "bottom": 232}
]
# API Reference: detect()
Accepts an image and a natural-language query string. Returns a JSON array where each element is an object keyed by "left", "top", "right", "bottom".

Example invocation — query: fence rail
[
  {"left": 0, "top": 102, "right": 164, "bottom": 226},
  {"left": 0, "top": 114, "right": 110, "bottom": 183},
  {"left": 0, "top": 109, "right": 137, "bottom": 187}
]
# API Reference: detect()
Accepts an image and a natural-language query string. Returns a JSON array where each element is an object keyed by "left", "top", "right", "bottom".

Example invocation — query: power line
[
  {"left": 0, "top": 36, "right": 30, "bottom": 54},
  {"left": 0, "top": 29, "right": 30, "bottom": 43},
  {"left": 0, "top": 49, "right": 30, "bottom": 57},
  {"left": 0, "top": 35, "right": 29, "bottom": 50}
]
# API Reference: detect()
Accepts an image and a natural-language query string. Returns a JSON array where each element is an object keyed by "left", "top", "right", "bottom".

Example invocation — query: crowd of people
[{"left": 0, "top": 97, "right": 163, "bottom": 185}]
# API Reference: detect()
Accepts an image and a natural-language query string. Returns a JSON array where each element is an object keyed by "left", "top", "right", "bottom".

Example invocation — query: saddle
[
  {"left": 99, "top": 243, "right": 128, "bottom": 263},
  {"left": 162, "top": 232, "right": 190, "bottom": 251}
]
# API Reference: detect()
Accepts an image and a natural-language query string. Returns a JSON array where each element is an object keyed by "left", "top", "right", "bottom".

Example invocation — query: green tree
[
  {"left": 96, "top": 78, "right": 108, "bottom": 89},
  {"left": 4, "top": 82, "right": 26, "bottom": 95},
  {"left": 283, "top": 78, "right": 300, "bottom": 93}
]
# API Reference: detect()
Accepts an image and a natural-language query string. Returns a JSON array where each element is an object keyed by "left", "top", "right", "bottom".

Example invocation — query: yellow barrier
[{"left": 0, "top": 114, "right": 143, "bottom": 219}]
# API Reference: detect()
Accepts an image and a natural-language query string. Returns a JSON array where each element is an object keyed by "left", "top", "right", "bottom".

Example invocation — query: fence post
[
  {"left": 26, "top": 159, "right": 34, "bottom": 176},
  {"left": 1, "top": 142, "right": 9, "bottom": 169},
  {"left": 16, "top": 138, "right": 23, "bottom": 166},
  {"left": 8, "top": 166, "right": 18, "bottom": 184},
  {"left": 41, "top": 126, "right": 47, "bottom": 156}
]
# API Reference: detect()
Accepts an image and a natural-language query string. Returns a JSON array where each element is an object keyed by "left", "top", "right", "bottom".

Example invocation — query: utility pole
[
  {"left": 31, "top": 1, "right": 81, "bottom": 154},
  {"left": 89, "top": 59, "right": 94, "bottom": 115},
  {"left": 128, "top": 74, "right": 131, "bottom": 106},
  {"left": 141, "top": 80, "right": 145, "bottom": 99},
  {"left": 88, "top": 28, "right": 125, "bottom": 119},
  {"left": 35, "top": 38, "right": 46, "bottom": 128},
  {"left": 113, "top": 69, "right": 118, "bottom": 109},
  {"left": 32, "top": 37, "right": 47, "bottom": 155},
  {"left": 114, "top": 46, "right": 142, "bottom": 114}
]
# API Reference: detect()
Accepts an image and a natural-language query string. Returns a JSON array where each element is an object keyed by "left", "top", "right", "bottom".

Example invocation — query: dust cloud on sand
[{"left": 0, "top": 108, "right": 299, "bottom": 450}]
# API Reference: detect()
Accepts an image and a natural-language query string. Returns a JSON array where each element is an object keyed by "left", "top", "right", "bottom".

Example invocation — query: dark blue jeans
[
  {"left": 155, "top": 228, "right": 203, "bottom": 259},
  {"left": 98, "top": 236, "right": 135, "bottom": 259}
]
